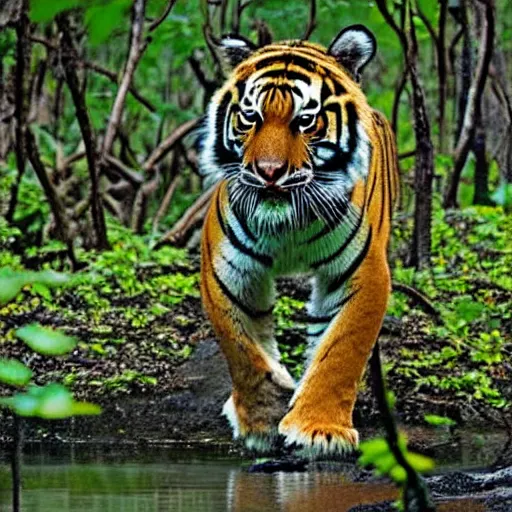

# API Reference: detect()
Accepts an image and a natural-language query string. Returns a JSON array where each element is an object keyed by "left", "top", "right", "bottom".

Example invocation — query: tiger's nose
[{"left": 254, "top": 160, "right": 288, "bottom": 184}]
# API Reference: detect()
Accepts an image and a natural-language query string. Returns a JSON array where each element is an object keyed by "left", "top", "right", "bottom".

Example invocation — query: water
[{"left": 0, "top": 429, "right": 508, "bottom": 512}]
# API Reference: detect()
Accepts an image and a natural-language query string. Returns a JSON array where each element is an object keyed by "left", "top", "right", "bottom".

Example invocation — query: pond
[{"left": 0, "top": 428, "right": 508, "bottom": 512}]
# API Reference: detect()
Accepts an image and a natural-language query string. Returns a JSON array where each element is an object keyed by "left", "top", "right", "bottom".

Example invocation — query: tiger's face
[{"left": 200, "top": 26, "right": 377, "bottom": 232}]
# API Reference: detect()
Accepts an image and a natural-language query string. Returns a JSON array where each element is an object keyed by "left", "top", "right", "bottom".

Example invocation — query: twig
[
  {"left": 29, "top": 36, "right": 155, "bottom": 113},
  {"left": 302, "top": 0, "right": 317, "bottom": 40},
  {"left": 152, "top": 174, "right": 180, "bottom": 233},
  {"left": 143, "top": 118, "right": 199, "bottom": 172},
  {"left": 148, "top": 0, "right": 177, "bottom": 32},
  {"left": 60, "top": 151, "right": 86, "bottom": 172},
  {"left": 444, "top": 0, "right": 495, "bottom": 208},
  {"left": 83, "top": 61, "right": 155, "bottom": 112},
  {"left": 105, "top": 155, "right": 144, "bottom": 186},
  {"left": 369, "top": 343, "right": 436, "bottom": 512},
  {"left": 232, "top": 0, "right": 253, "bottom": 34},
  {"left": 131, "top": 169, "right": 161, "bottom": 233},
  {"left": 398, "top": 149, "right": 416, "bottom": 160},
  {"left": 102, "top": 0, "right": 148, "bottom": 157},
  {"left": 25, "top": 128, "right": 74, "bottom": 255},
  {"left": 57, "top": 15, "right": 109, "bottom": 250},
  {"left": 392, "top": 282, "right": 441, "bottom": 322},
  {"left": 154, "top": 184, "right": 216, "bottom": 249},
  {"left": 11, "top": 415, "right": 23, "bottom": 512}
]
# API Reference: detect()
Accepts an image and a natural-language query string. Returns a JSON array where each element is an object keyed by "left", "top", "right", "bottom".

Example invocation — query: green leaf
[
  {"left": 455, "top": 299, "right": 485, "bottom": 323},
  {"left": 389, "top": 464, "right": 407, "bottom": 483},
  {"left": 405, "top": 452, "right": 435, "bottom": 473},
  {"left": 34, "top": 383, "right": 75, "bottom": 419},
  {"left": 84, "top": 0, "right": 132, "bottom": 45},
  {"left": 0, "top": 269, "right": 30, "bottom": 305},
  {"left": 16, "top": 324, "right": 77, "bottom": 356},
  {"left": 0, "top": 359, "right": 33, "bottom": 386},
  {"left": 34, "top": 270, "right": 70, "bottom": 287},
  {"left": 424, "top": 414, "right": 457, "bottom": 427},
  {"left": 70, "top": 401, "right": 102, "bottom": 415},
  {"left": 29, "top": 0, "right": 83, "bottom": 22},
  {"left": 5, "top": 384, "right": 101, "bottom": 419},
  {"left": 0, "top": 268, "right": 69, "bottom": 305}
]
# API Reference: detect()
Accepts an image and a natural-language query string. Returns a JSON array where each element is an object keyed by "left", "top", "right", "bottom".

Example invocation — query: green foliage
[
  {"left": 0, "top": 269, "right": 101, "bottom": 419},
  {"left": 0, "top": 383, "right": 100, "bottom": 418},
  {"left": 16, "top": 324, "right": 77, "bottom": 356},
  {"left": 424, "top": 415, "right": 456, "bottom": 427},
  {"left": 0, "top": 268, "right": 70, "bottom": 306},
  {"left": 359, "top": 434, "right": 434, "bottom": 484},
  {"left": 0, "top": 359, "right": 33, "bottom": 387},
  {"left": 30, "top": 0, "right": 131, "bottom": 45},
  {"left": 389, "top": 205, "right": 511, "bottom": 410}
]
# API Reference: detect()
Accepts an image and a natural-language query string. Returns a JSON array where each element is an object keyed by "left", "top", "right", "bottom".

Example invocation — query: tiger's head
[{"left": 200, "top": 25, "right": 377, "bottom": 232}]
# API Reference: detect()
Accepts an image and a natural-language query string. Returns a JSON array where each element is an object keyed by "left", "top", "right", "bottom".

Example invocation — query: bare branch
[
  {"left": 152, "top": 174, "right": 180, "bottom": 233},
  {"left": 392, "top": 282, "right": 441, "bottom": 322},
  {"left": 57, "top": 15, "right": 109, "bottom": 249},
  {"left": 303, "top": 0, "right": 317, "bottom": 40},
  {"left": 148, "top": 0, "right": 177, "bottom": 32},
  {"left": 398, "top": 149, "right": 416, "bottom": 160},
  {"left": 105, "top": 155, "right": 144, "bottom": 186},
  {"left": 232, "top": 0, "right": 253, "bottom": 34},
  {"left": 25, "top": 128, "right": 70, "bottom": 243},
  {"left": 143, "top": 118, "right": 199, "bottom": 172},
  {"left": 444, "top": 0, "right": 496, "bottom": 208},
  {"left": 131, "top": 170, "right": 161, "bottom": 233},
  {"left": 154, "top": 185, "right": 216, "bottom": 249},
  {"left": 29, "top": 35, "right": 156, "bottom": 112},
  {"left": 102, "top": 0, "right": 148, "bottom": 157}
]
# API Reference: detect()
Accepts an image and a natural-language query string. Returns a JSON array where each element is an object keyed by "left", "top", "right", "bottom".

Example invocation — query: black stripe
[
  {"left": 332, "top": 80, "right": 347, "bottom": 96},
  {"left": 324, "top": 103, "right": 342, "bottom": 144},
  {"left": 306, "top": 288, "right": 359, "bottom": 326},
  {"left": 257, "top": 68, "right": 312, "bottom": 85},
  {"left": 205, "top": 238, "right": 273, "bottom": 320},
  {"left": 255, "top": 54, "right": 318, "bottom": 72},
  {"left": 311, "top": 213, "right": 363, "bottom": 270},
  {"left": 327, "top": 228, "right": 373, "bottom": 294},
  {"left": 303, "top": 223, "right": 333, "bottom": 244},
  {"left": 214, "top": 91, "right": 238, "bottom": 165},
  {"left": 345, "top": 102, "right": 358, "bottom": 153},
  {"left": 216, "top": 192, "right": 272, "bottom": 267},
  {"left": 321, "top": 81, "right": 332, "bottom": 103},
  {"left": 231, "top": 204, "right": 257, "bottom": 242}
]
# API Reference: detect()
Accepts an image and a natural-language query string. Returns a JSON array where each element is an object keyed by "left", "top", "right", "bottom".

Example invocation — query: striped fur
[{"left": 199, "top": 27, "right": 399, "bottom": 457}]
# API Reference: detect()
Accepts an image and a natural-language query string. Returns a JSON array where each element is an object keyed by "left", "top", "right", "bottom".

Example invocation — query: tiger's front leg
[
  {"left": 201, "top": 184, "right": 295, "bottom": 450},
  {"left": 279, "top": 244, "right": 391, "bottom": 457}
]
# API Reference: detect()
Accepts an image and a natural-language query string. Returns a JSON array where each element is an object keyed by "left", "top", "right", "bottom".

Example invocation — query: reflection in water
[
  {"left": 0, "top": 430, "right": 505, "bottom": 512},
  {"left": 227, "top": 470, "right": 398, "bottom": 512}
]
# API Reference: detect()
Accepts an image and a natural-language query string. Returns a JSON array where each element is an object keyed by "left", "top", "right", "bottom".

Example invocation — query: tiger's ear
[
  {"left": 328, "top": 25, "right": 376, "bottom": 81},
  {"left": 211, "top": 34, "right": 257, "bottom": 73}
]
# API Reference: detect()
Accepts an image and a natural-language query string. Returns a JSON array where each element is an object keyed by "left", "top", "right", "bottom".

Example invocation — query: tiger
[{"left": 199, "top": 25, "right": 399, "bottom": 457}]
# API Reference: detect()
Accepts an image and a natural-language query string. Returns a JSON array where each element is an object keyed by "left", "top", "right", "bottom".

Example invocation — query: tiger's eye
[{"left": 298, "top": 114, "right": 315, "bottom": 128}]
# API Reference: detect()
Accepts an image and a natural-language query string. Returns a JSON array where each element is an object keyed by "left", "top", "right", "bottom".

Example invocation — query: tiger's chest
[{"left": 239, "top": 214, "right": 366, "bottom": 278}]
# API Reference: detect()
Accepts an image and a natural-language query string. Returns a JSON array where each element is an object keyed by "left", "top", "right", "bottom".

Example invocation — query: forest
[{"left": 0, "top": 0, "right": 511, "bottom": 510}]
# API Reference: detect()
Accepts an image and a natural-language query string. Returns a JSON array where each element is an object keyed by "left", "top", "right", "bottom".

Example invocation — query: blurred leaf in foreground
[
  {"left": 16, "top": 324, "right": 77, "bottom": 356},
  {"left": 0, "top": 384, "right": 101, "bottom": 419},
  {"left": 0, "top": 359, "right": 33, "bottom": 387}
]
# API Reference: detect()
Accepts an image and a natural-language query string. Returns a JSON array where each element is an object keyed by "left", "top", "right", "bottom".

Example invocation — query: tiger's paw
[
  {"left": 222, "top": 382, "right": 293, "bottom": 454},
  {"left": 278, "top": 414, "right": 359, "bottom": 458}
]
